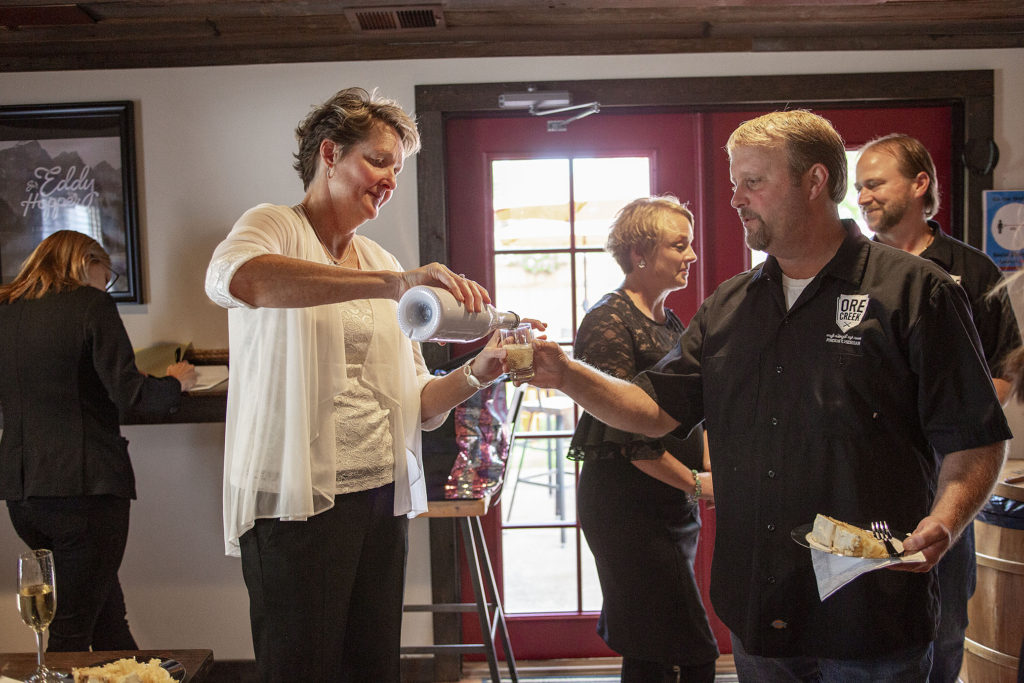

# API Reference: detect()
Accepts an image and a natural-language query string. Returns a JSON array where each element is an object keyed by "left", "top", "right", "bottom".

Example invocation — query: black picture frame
[{"left": 0, "top": 101, "right": 142, "bottom": 303}]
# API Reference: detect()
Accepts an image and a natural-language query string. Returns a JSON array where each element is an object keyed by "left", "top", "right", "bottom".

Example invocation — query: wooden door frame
[{"left": 412, "top": 69, "right": 994, "bottom": 679}]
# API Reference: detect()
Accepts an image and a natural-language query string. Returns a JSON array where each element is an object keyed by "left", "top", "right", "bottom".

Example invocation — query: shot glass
[{"left": 500, "top": 322, "right": 535, "bottom": 382}]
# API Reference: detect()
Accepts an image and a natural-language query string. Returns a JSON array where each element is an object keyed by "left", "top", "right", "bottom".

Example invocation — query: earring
[
  {"left": 327, "top": 165, "right": 335, "bottom": 179},
  {"left": 637, "top": 260, "right": 646, "bottom": 269}
]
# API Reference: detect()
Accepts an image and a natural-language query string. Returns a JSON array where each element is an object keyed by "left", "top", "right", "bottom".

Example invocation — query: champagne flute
[{"left": 17, "top": 549, "right": 61, "bottom": 682}]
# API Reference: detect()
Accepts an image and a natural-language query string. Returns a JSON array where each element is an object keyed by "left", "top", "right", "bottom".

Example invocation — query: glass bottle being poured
[{"left": 397, "top": 285, "right": 520, "bottom": 343}]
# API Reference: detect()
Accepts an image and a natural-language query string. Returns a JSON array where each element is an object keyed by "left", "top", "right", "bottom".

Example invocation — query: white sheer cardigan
[{"left": 205, "top": 203, "right": 446, "bottom": 556}]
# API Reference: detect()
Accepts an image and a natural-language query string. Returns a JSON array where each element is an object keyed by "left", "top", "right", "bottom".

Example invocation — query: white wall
[{"left": 2, "top": 48, "right": 1022, "bottom": 658}]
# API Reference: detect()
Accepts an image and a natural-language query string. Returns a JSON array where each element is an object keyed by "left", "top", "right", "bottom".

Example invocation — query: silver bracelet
[{"left": 462, "top": 362, "right": 497, "bottom": 390}]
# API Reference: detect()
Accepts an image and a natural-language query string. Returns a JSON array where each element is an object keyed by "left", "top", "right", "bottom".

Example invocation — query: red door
[{"left": 446, "top": 110, "right": 732, "bottom": 659}]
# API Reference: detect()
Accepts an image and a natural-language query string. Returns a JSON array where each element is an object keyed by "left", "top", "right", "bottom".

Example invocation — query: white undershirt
[{"left": 781, "top": 274, "right": 814, "bottom": 310}]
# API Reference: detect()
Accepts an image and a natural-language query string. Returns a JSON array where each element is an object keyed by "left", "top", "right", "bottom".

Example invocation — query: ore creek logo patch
[{"left": 835, "top": 294, "right": 870, "bottom": 333}]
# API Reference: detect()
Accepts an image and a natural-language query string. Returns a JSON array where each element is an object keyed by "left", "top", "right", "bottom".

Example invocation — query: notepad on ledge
[{"left": 192, "top": 365, "right": 229, "bottom": 391}]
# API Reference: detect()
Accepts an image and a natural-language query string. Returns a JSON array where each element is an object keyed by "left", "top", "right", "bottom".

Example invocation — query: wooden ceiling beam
[
  {"left": 0, "top": 0, "right": 1020, "bottom": 72},
  {"left": 4, "top": 12, "right": 1021, "bottom": 45}
]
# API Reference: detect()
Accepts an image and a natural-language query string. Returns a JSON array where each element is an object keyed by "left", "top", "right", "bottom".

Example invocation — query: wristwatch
[{"left": 462, "top": 362, "right": 498, "bottom": 389}]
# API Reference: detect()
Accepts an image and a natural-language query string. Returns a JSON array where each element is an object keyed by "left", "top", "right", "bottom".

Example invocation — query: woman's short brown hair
[
  {"left": 0, "top": 230, "right": 110, "bottom": 304},
  {"left": 605, "top": 195, "right": 695, "bottom": 274},
  {"left": 292, "top": 87, "right": 421, "bottom": 190}
]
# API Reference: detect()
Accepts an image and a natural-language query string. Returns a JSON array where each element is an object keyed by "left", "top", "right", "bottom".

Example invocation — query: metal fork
[{"left": 870, "top": 520, "right": 902, "bottom": 558}]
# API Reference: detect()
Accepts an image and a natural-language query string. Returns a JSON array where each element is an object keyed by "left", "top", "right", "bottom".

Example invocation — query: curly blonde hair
[{"left": 605, "top": 195, "right": 695, "bottom": 273}]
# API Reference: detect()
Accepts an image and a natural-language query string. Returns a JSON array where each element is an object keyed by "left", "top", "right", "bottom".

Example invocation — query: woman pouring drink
[{"left": 205, "top": 87, "right": 519, "bottom": 682}]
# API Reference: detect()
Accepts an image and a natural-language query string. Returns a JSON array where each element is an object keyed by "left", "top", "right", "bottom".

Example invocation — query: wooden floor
[{"left": 459, "top": 655, "right": 737, "bottom": 681}]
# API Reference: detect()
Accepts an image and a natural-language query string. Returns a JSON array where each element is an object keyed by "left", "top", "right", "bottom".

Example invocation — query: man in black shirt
[
  {"left": 855, "top": 133, "right": 1020, "bottom": 683},
  {"left": 527, "top": 110, "right": 1010, "bottom": 681}
]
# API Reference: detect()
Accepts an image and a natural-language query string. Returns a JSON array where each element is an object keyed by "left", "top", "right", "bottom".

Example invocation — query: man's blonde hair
[{"left": 726, "top": 110, "right": 848, "bottom": 204}]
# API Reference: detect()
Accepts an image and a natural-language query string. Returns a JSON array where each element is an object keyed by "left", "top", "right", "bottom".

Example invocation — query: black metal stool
[{"left": 401, "top": 496, "right": 518, "bottom": 682}]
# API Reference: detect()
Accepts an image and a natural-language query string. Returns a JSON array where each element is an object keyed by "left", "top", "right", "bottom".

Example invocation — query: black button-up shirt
[
  {"left": 644, "top": 221, "right": 1011, "bottom": 658},
  {"left": 917, "top": 220, "right": 1021, "bottom": 377}
]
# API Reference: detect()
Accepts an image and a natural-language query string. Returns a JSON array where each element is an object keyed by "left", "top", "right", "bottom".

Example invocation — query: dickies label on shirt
[{"left": 835, "top": 294, "right": 870, "bottom": 333}]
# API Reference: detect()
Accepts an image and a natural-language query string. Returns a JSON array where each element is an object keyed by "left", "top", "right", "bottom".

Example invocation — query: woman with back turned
[{"left": 0, "top": 229, "right": 196, "bottom": 651}]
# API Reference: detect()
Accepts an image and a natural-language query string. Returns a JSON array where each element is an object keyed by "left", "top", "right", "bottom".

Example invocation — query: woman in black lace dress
[{"left": 570, "top": 196, "right": 718, "bottom": 682}]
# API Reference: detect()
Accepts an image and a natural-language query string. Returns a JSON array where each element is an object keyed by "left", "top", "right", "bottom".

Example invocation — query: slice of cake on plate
[{"left": 810, "top": 514, "right": 889, "bottom": 558}]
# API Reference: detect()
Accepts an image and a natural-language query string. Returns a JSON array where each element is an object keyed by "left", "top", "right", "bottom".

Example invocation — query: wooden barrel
[{"left": 964, "top": 459, "right": 1024, "bottom": 683}]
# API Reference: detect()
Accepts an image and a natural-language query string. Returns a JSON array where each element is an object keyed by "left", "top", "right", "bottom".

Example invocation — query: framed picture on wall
[{"left": 0, "top": 101, "right": 142, "bottom": 303}]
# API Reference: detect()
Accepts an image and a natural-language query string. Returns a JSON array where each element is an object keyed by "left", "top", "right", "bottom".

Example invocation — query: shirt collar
[
  {"left": 869, "top": 219, "right": 950, "bottom": 266},
  {"left": 751, "top": 219, "right": 868, "bottom": 288},
  {"left": 918, "top": 219, "right": 953, "bottom": 270}
]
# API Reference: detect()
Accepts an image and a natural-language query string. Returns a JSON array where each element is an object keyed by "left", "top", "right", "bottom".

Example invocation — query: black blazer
[{"left": 0, "top": 286, "right": 182, "bottom": 500}]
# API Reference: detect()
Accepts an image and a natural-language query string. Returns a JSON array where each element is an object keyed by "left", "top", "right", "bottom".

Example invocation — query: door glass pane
[
  {"left": 572, "top": 157, "right": 651, "bottom": 248},
  {"left": 494, "top": 252, "right": 573, "bottom": 343},
  {"left": 502, "top": 528, "right": 582, "bottom": 613},
  {"left": 580, "top": 532, "right": 603, "bottom": 612},
  {"left": 505, "top": 429, "right": 574, "bottom": 526},
  {"left": 493, "top": 158, "right": 571, "bottom": 250},
  {"left": 841, "top": 150, "right": 871, "bottom": 235},
  {"left": 491, "top": 153, "right": 653, "bottom": 619},
  {"left": 576, "top": 251, "right": 623, "bottom": 317}
]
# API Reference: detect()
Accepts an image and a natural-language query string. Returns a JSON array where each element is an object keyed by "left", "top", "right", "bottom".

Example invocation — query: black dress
[{"left": 569, "top": 289, "right": 718, "bottom": 667}]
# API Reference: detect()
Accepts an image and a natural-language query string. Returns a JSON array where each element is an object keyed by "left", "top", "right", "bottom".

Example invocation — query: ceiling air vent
[{"left": 346, "top": 5, "right": 445, "bottom": 33}]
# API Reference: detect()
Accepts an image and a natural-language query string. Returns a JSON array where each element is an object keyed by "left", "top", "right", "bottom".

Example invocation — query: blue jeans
[
  {"left": 731, "top": 633, "right": 932, "bottom": 682},
  {"left": 928, "top": 527, "right": 976, "bottom": 683}
]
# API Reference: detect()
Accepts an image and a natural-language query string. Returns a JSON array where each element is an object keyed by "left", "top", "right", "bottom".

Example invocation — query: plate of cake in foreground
[
  {"left": 71, "top": 656, "right": 184, "bottom": 682},
  {"left": 791, "top": 514, "right": 901, "bottom": 558}
]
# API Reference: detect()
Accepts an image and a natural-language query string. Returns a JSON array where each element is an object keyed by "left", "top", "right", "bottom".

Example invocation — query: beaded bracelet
[{"left": 687, "top": 468, "right": 702, "bottom": 505}]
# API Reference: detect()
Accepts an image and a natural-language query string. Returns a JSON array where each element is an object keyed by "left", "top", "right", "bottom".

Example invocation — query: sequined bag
[{"left": 443, "top": 382, "right": 513, "bottom": 500}]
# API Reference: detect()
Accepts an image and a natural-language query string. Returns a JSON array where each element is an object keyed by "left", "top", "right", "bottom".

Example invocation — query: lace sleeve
[
  {"left": 574, "top": 305, "right": 638, "bottom": 381},
  {"left": 568, "top": 293, "right": 666, "bottom": 462}
]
